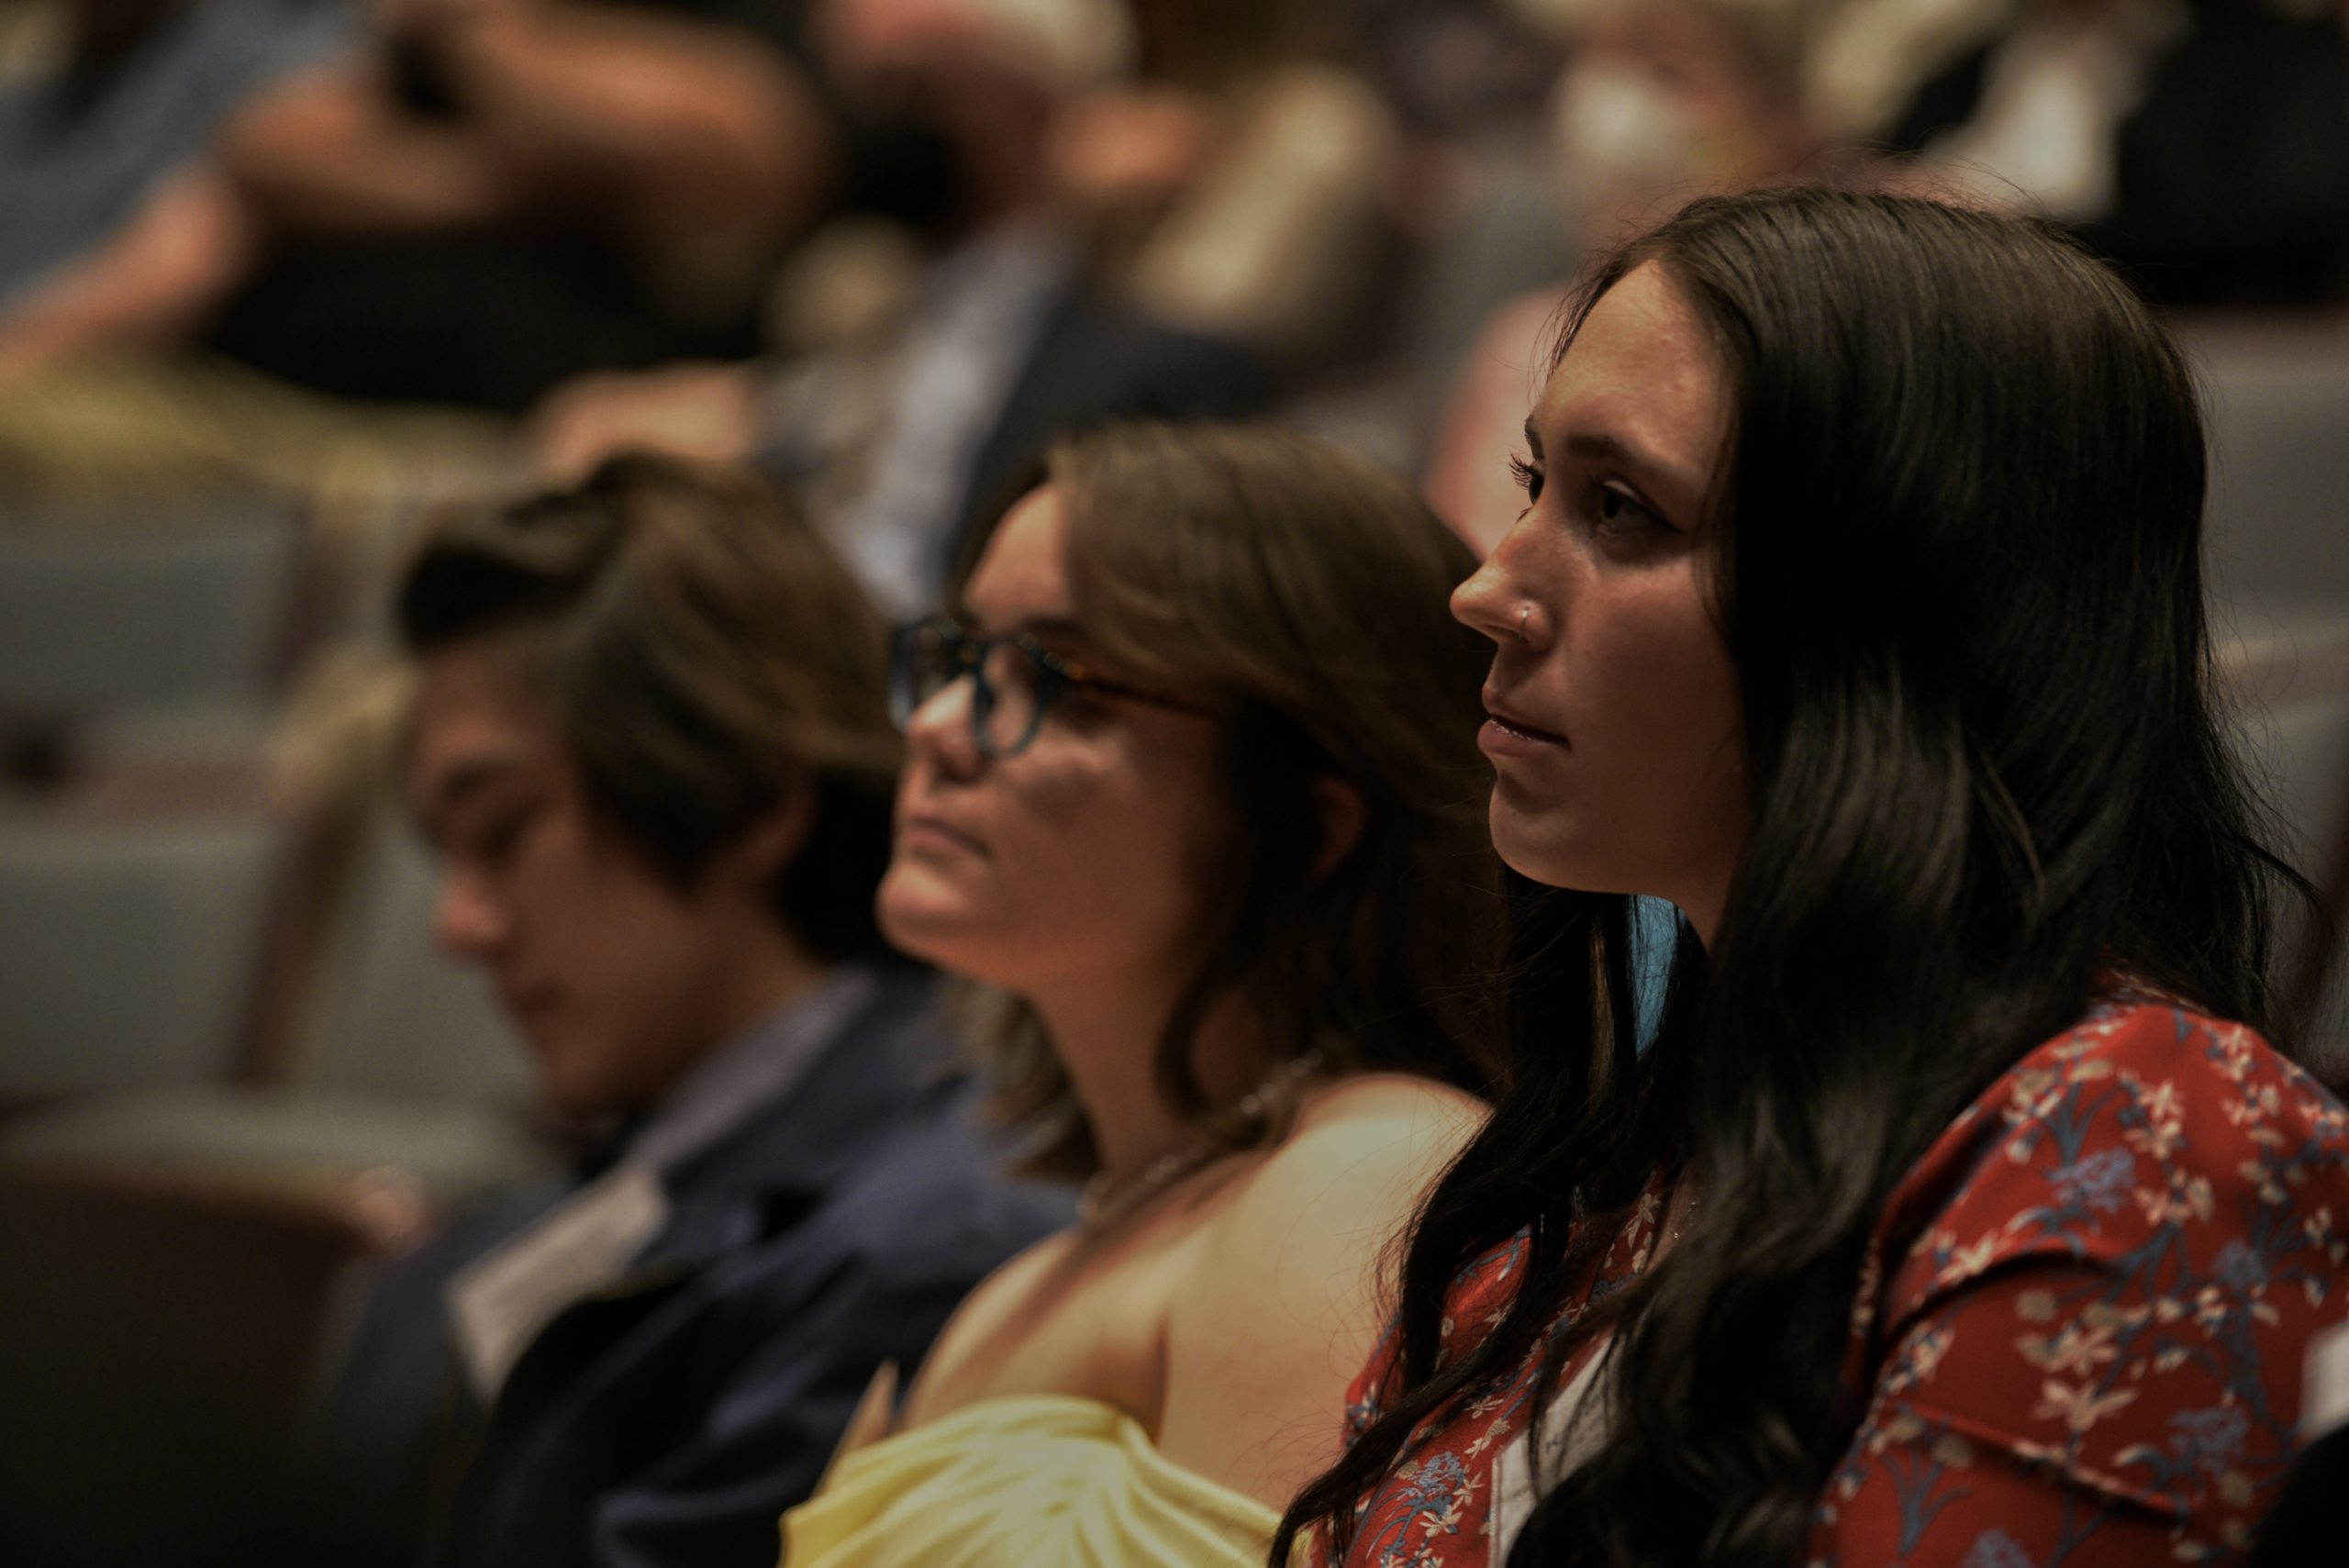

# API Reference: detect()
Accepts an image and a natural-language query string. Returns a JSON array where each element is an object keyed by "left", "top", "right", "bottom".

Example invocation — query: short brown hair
[
  {"left": 395, "top": 452, "right": 900, "bottom": 961},
  {"left": 964, "top": 422, "right": 1508, "bottom": 1176}
]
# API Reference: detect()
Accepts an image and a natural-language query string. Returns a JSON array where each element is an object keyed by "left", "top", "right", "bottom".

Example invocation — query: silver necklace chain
[{"left": 1075, "top": 1049, "right": 1327, "bottom": 1237}]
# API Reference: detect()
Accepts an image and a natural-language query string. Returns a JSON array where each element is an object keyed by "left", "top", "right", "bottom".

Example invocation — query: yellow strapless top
[{"left": 781, "top": 1394, "right": 1283, "bottom": 1568}]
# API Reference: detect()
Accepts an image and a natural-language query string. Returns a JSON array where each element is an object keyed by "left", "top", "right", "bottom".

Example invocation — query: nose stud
[{"left": 1517, "top": 606, "right": 1530, "bottom": 640}]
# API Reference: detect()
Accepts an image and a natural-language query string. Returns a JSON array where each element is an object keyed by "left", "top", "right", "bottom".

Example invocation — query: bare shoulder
[
  {"left": 1152, "top": 1073, "right": 1488, "bottom": 1501},
  {"left": 1233, "top": 1073, "right": 1487, "bottom": 1231},
  {"left": 1179, "top": 1072, "right": 1487, "bottom": 1336},
  {"left": 897, "top": 1226, "right": 1077, "bottom": 1423},
  {"left": 1291, "top": 1071, "right": 1489, "bottom": 1144}
]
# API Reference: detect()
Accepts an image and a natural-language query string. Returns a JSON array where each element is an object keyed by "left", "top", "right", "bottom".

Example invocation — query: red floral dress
[{"left": 1319, "top": 992, "right": 2349, "bottom": 1567}]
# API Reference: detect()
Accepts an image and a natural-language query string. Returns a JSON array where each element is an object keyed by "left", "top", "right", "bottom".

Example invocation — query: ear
[
  {"left": 1310, "top": 773, "right": 1367, "bottom": 879},
  {"left": 723, "top": 768, "right": 818, "bottom": 888}
]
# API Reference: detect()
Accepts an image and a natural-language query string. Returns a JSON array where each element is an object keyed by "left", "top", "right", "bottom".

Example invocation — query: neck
[
  {"left": 1676, "top": 871, "right": 1730, "bottom": 952},
  {"left": 1030, "top": 974, "right": 1271, "bottom": 1182}
]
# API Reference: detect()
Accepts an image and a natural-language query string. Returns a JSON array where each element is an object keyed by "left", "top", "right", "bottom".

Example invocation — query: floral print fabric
[{"left": 1321, "top": 995, "right": 2349, "bottom": 1567}]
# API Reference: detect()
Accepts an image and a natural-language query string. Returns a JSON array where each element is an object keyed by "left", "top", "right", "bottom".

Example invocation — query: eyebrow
[
  {"left": 1526, "top": 419, "right": 1707, "bottom": 501},
  {"left": 951, "top": 606, "right": 1092, "bottom": 645},
  {"left": 417, "top": 753, "right": 528, "bottom": 826},
  {"left": 1019, "top": 616, "right": 1092, "bottom": 648},
  {"left": 1571, "top": 429, "right": 1679, "bottom": 479}
]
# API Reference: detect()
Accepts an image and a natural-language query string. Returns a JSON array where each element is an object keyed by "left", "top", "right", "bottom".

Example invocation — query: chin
[
  {"left": 1496, "top": 828, "right": 1643, "bottom": 905},
  {"left": 521, "top": 1027, "right": 621, "bottom": 1121},
  {"left": 876, "top": 873, "right": 979, "bottom": 967},
  {"left": 1488, "top": 796, "right": 1575, "bottom": 889},
  {"left": 535, "top": 1067, "right": 619, "bottom": 1125},
  {"left": 888, "top": 901, "right": 1053, "bottom": 999}
]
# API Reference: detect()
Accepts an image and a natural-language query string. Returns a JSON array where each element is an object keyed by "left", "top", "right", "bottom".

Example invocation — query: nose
[
  {"left": 431, "top": 862, "right": 511, "bottom": 962},
  {"left": 1453, "top": 545, "right": 1531, "bottom": 648},
  {"left": 902, "top": 673, "right": 985, "bottom": 780}
]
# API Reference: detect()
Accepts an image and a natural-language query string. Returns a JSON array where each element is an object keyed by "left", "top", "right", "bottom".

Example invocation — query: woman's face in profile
[
  {"left": 879, "top": 484, "right": 1228, "bottom": 998},
  {"left": 1453, "top": 261, "right": 1747, "bottom": 939}
]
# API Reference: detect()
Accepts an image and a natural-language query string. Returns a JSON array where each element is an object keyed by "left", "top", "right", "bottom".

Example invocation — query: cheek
[
  {"left": 1631, "top": 614, "right": 1740, "bottom": 784},
  {"left": 510, "top": 807, "right": 610, "bottom": 911},
  {"left": 884, "top": 734, "right": 1213, "bottom": 984},
  {"left": 514, "top": 828, "right": 714, "bottom": 1109},
  {"left": 520, "top": 937, "right": 658, "bottom": 1116},
  {"left": 1495, "top": 574, "right": 1744, "bottom": 893},
  {"left": 1630, "top": 635, "right": 1745, "bottom": 884},
  {"left": 1583, "top": 573, "right": 1739, "bottom": 783}
]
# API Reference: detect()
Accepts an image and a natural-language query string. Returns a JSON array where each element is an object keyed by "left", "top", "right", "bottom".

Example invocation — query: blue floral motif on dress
[
  {"left": 1319, "top": 997, "right": 2349, "bottom": 1568},
  {"left": 2048, "top": 1147, "right": 2135, "bottom": 1214},
  {"left": 1359, "top": 1452, "right": 1474, "bottom": 1568},
  {"left": 1879, "top": 1420, "right": 1970, "bottom": 1554},
  {"left": 2211, "top": 1239, "right": 2266, "bottom": 1291},
  {"left": 1586, "top": 1273, "right": 1632, "bottom": 1306},
  {"left": 1961, "top": 1528, "right": 2036, "bottom": 1568},
  {"left": 2167, "top": 1406, "right": 2250, "bottom": 1480}
]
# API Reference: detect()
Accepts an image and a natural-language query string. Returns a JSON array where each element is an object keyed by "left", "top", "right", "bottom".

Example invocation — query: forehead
[
  {"left": 963, "top": 484, "right": 1074, "bottom": 628},
  {"left": 406, "top": 646, "right": 562, "bottom": 800},
  {"left": 1536, "top": 261, "right": 1730, "bottom": 491}
]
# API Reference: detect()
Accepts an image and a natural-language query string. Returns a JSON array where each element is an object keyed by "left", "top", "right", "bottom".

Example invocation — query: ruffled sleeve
[
  {"left": 1810, "top": 1001, "right": 2349, "bottom": 1565},
  {"left": 782, "top": 1395, "right": 1281, "bottom": 1568}
]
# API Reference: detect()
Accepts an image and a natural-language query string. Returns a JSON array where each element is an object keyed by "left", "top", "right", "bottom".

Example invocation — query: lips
[
  {"left": 1481, "top": 691, "right": 1569, "bottom": 747},
  {"left": 898, "top": 812, "right": 988, "bottom": 858}
]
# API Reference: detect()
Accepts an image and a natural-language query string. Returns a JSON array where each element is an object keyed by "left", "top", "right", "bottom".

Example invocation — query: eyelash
[
  {"left": 1592, "top": 484, "right": 1657, "bottom": 533},
  {"left": 1507, "top": 453, "right": 1543, "bottom": 505},
  {"left": 1507, "top": 455, "right": 1669, "bottom": 537},
  {"left": 473, "top": 806, "right": 538, "bottom": 866}
]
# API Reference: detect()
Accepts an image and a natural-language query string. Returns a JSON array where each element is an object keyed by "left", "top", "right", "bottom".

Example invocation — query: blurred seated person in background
[
  {"left": 0, "top": 0, "right": 846, "bottom": 405},
  {"left": 530, "top": 0, "right": 1270, "bottom": 618},
  {"left": 1879, "top": 0, "right": 2349, "bottom": 305},
  {"left": 1044, "top": 0, "right": 1402, "bottom": 373},
  {"left": 200, "top": 0, "right": 839, "bottom": 410},
  {"left": 1421, "top": 0, "right": 1827, "bottom": 553},
  {"left": 306, "top": 453, "right": 1068, "bottom": 1568},
  {"left": 0, "top": 0, "right": 355, "bottom": 385},
  {"left": 778, "top": 423, "right": 1507, "bottom": 1566}
]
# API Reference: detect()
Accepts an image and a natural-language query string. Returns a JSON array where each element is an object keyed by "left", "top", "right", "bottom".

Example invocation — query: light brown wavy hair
[{"left": 957, "top": 422, "right": 1508, "bottom": 1177}]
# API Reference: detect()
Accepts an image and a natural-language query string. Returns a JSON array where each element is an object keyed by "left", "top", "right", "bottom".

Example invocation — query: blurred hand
[
  {"left": 528, "top": 362, "right": 762, "bottom": 482},
  {"left": 1048, "top": 86, "right": 1215, "bottom": 211}
]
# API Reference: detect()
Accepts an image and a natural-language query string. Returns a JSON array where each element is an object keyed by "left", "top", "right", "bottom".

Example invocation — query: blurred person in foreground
[
  {"left": 775, "top": 423, "right": 1509, "bottom": 1566},
  {"left": 529, "top": 0, "right": 1269, "bottom": 620},
  {"left": 306, "top": 452, "right": 1067, "bottom": 1568}
]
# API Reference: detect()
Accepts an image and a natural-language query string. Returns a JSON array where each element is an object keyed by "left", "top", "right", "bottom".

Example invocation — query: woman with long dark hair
[{"left": 1277, "top": 186, "right": 2349, "bottom": 1567}]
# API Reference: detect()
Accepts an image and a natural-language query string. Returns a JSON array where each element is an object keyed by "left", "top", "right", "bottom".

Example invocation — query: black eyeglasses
[{"left": 888, "top": 614, "right": 1204, "bottom": 757}]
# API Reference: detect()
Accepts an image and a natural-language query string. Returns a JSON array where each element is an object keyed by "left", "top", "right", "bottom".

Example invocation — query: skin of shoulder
[
  {"left": 890, "top": 1075, "right": 1487, "bottom": 1502},
  {"left": 1154, "top": 1073, "right": 1488, "bottom": 1507},
  {"left": 895, "top": 1227, "right": 1080, "bottom": 1427}
]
